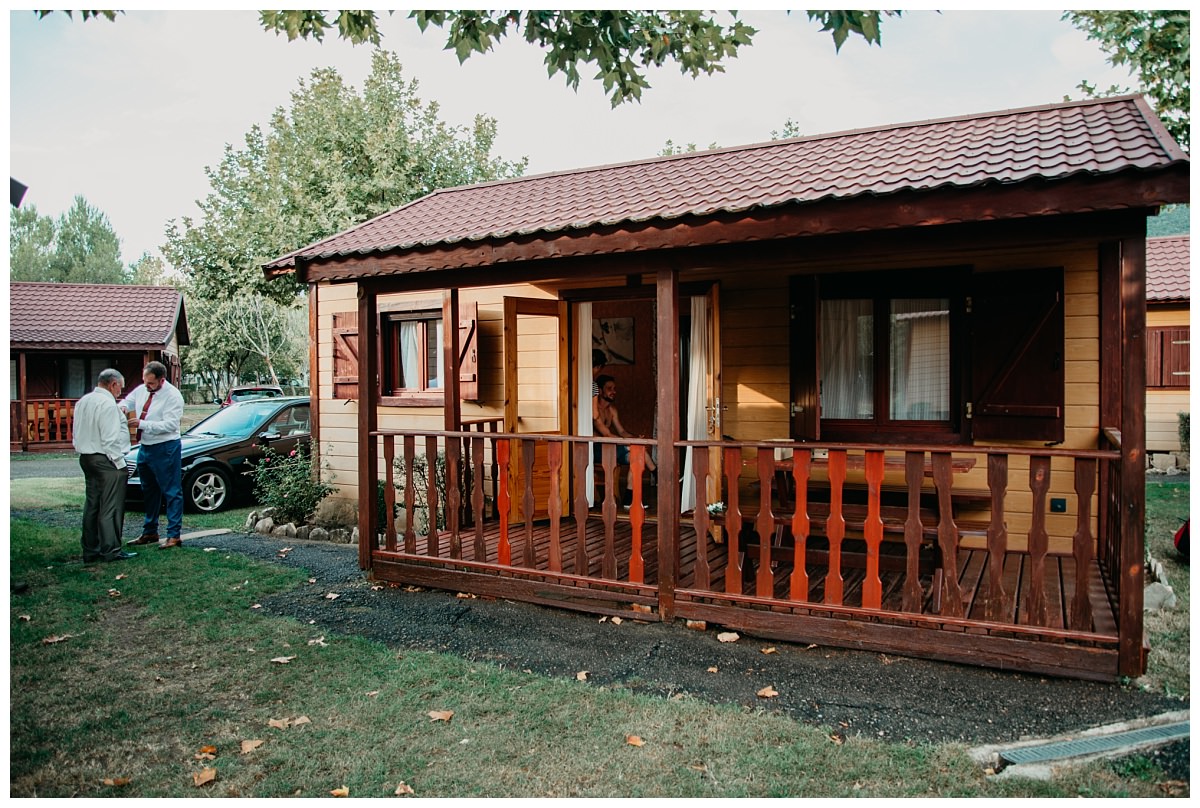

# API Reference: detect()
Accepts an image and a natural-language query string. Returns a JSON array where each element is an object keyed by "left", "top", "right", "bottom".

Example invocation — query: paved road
[{"left": 10, "top": 454, "right": 83, "bottom": 479}]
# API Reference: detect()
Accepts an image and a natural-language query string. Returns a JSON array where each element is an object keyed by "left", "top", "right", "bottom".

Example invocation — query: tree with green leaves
[
  {"left": 10, "top": 196, "right": 126, "bottom": 283},
  {"left": 1064, "top": 10, "right": 1190, "bottom": 151},
  {"left": 163, "top": 50, "right": 527, "bottom": 303}
]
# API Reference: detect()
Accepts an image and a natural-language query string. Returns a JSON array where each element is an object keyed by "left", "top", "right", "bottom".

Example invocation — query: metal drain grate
[{"left": 1000, "top": 721, "right": 1189, "bottom": 765}]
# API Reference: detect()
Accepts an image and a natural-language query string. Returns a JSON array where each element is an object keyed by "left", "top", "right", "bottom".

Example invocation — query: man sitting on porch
[{"left": 592, "top": 375, "right": 656, "bottom": 507}]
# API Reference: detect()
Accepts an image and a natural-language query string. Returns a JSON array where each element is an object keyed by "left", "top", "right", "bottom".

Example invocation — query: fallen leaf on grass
[
  {"left": 324, "top": 593, "right": 340, "bottom": 600},
  {"left": 108, "top": 589, "right": 121, "bottom": 598},
  {"left": 280, "top": 547, "right": 293, "bottom": 553},
  {"left": 804, "top": 643, "right": 817, "bottom": 650},
  {"left": 270, "top": 656, "right": 296, "bottom": 664},
  {"left": 330, "top": 785, "right": 349, "bottom": 797},
  {"left": 455, "top": 592, "right": 477, "bottom": 599},
  {"left": 395, "top": 782, "right": 415, "bottom": 796},
  {"left": 761, "top": 647, "right": 777, "bottom": 655},
  {"left": 240, "top": 739, "right": 264, "bottom": 754},
  {"left": 41, "top": 633, "right": 76, "bottom": 645},
  {"left": 194, "top": 752, "right": 216, "bottom": 761},
  {"left": 196, "top": 745, "right": 217, "bottom": 757},
  {"left": 576, "top": 671, "right": 588, "bottom": 681},
  {"left": 598, "top": 616, "right": 608, "bottom": 623},
  {"left": 717, "top": 632, "right": 740, "bottom": 643},
  {"left": 251, "top": 604, "right": 262, "bottom": 610},
  {"left": 610, "top": 616, "right": 623, "bottom": 625},
  {"left": 366, "top": 690, "right": 380, "bottom": 698},
  {"left": 427, "top": 710, "right": 454, "bottom": 722},
  {"left": 308, "top": 636, "right": 328, "bottom": 647},
  {"left": 18, "top": 614, "right": 30, "bottom": 622},
  {"left": 293, "top": 715, "right": 311, "bottom": 726},
  {"left": 625, "top": 735, "right": 645, "bottom": 747},
  {"left": 102, "top": 776, "right": 131, "bottom": 787},
  {"left": 756, "top": 685, "right": 779, "bottom": 699},
  {"left": 879, "top": 654, "right": 896, "bottom": 665},
  {"left": 829, "top": 732, "right": 845, "bottom": 746},
  {"left": 114, "top": 573, "right": 127, "bottom": 580},
  {"left": 203, "top": 547, "right": 218, "bottom": 553},
  {"left": 706, "top": 666, "right": 719, "bottom": 673},
  {"left": 269, "top": 718, "right": 290, "bottom": 729},
  {"left": 193, "top": 767, "right": 217, "bottom": 787},
  {"left": 308, "top": 578, "right": 317, "bottom": 584},
  {"left": 371, "top": 585, "right": 384, "bottom": 591}
]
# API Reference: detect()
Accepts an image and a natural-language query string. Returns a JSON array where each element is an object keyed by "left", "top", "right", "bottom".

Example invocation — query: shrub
[
  {"left": 252, "top": 443, "right": 335, "bottom": 525},
  {"left": 1178, "top": 412, "right": 1189, "bottom": 454},
  {"left": 393, "top": 451, "right": 450, "bottom": 531}
]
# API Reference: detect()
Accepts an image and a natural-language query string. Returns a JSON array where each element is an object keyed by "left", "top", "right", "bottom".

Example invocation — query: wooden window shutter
[
  {"left": 1164, "top": 327, "right": 1190, "bottom": 388},
  {"left": 1146, "top": 327, "right": 1165, "bottom": 387},
  {"left": 969, "top": 268, "right": 1064, "bottom": 442},
  {"left": 458, "top": 300, "right": 480, "bottom": 401},
  {"left": 332, "top": 311, "right": 359, "bottom": 400}
]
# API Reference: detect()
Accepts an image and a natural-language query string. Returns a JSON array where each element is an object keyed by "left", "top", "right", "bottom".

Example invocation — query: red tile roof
[
  {"left": 266, "top": 94, "right": 1188, "bottom": 271},
  {"left": 10, "top": 283, "right": 189, "bottom": 349},
  {"left": 1146, "top": 235, "right": 1190, "bottom": 303}
]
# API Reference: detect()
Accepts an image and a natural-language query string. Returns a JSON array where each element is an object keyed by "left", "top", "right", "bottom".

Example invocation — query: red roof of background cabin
[
  {"left": 1146, "top": 235, "right": 1190, "bottom": 303},
  {"left": 9, "top": 282, "right": 189, "bottom": 350},
  {"left": 266, "top": 94, "right": 1188, "bottom": 272}
]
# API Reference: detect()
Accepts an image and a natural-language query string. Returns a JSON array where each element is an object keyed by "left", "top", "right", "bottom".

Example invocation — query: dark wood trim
[
  {"left": 18, "top": 351, "right": 28, "bottom": 452},
  {"left": 656, "top": 266, "right": 681, "bottom": 620},
  {"left": 672, "top": 597, "right": 1120, "bottom": 682},
  {"left": 357, "top": 287, "right": 379, "bottom": 571},
  {"left": 292, "top": 172, "right": 1185, "bottom": 283},
  {"left": 443, "top": 289, "right": 461, "bottom": 433},
  {"left": 1118, "top": 236, "right": 1147, "bottom": 677},
  {"left": 308, "top": 283, "right": 320, "bottom": 465}
]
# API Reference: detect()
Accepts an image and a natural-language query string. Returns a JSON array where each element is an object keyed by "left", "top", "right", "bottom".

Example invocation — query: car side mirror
[{"left": 258, "top": 431, "right": 281, "bottom": 444}]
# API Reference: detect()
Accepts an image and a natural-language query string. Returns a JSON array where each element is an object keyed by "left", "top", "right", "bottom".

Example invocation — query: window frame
[
  {"left": 817, "top": 269, "right": 966, "bottom": 444},
  {"left": 380, "top": 300, "right": 445, "bottom": 407}
]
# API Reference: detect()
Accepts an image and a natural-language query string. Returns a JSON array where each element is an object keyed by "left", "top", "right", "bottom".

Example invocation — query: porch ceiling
[{"left": 266, "top": 95, "right": 1189, "bottom": 281}]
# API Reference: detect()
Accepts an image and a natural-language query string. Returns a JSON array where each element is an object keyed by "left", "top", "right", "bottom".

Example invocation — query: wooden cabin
[
  {"left": 265, "top": 96, "right": 1189, "bottom": 681},
  {"left": 10, "top": 282, "right": 189, "bottom": 451},
  {"left": 1144, "top": 235, "right": 1190, "bottom": 456}
]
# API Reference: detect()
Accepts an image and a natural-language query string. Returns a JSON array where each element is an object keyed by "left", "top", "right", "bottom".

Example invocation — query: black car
[{"left": 125, "top": 396, "right": 311, "bottom": 513}]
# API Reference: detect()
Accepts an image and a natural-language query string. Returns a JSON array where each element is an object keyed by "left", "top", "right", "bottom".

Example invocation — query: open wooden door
[{"left": 503, "top": 296, "right": 569, "bottom": 522}]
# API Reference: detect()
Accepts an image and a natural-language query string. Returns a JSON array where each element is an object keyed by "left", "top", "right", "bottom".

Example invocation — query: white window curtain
[
  {"left": 889, "top": 299, "right": 949, "bottom": 420},
  {"left": 680, "top": 295, "right": 709, "bottom": 512},
  {"left": 820, "top": 299, "right": 873, "bottom": 419},
  {"left": 399, "top": 321, "right": 420, "bottom": 389},
  {"left": 576, "top": 302, "right": 595, "bottom": 506}
]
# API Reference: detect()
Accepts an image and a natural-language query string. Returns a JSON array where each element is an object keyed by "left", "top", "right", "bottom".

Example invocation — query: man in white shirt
[
  {"left": 121, "top": 361, "right": 186, "bottom": 548},
  {"left": 73, "top": 368, "right": 136, "bottom": 562}
]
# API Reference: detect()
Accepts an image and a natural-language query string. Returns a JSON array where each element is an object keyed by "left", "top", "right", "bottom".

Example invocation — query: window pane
[
  {"left": 398, "top": 321, "right": 420, "bottom": 389},
  {"left": 427, "top": 319, "right": 443, "bottom": 389},
  {"left": 821, "top": 299, "right": 873, "bottom": 419},
  {"left": 890, "top": 299, "right": 949, "bottom": 420}
]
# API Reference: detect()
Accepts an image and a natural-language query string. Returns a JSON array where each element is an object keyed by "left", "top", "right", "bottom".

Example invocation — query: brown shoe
[
  {"left": 160, "top": 537, "right": 182, "bottom": 549},
  {"left": 128, "top": 534, "right": 159, "bottom": 546}
]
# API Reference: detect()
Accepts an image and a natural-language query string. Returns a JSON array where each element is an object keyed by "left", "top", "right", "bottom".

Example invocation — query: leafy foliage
[
  {"left": 163, "top": 50, "right": 527, "bottom": 304},
  {"left": 259, "top": 10, "right": 895, "bottom": 107},
  {"left": 1064, "top": 10, "right": 1190, "bottom": 151},
  {"left": 10, "top": 196, "right": 126, "bottom": 283},
  {"left": 252, "top": 443, "right": 335, "bottom": 525}
]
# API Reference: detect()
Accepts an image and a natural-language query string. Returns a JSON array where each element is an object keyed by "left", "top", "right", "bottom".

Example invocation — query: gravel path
[{"left": 15, "top": 504, "right": 1189, "bottom": 779}]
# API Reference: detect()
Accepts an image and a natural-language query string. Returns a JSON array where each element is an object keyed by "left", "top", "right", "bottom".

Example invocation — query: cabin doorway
[{"left": 502, "top": 296, "right": 569, "bottom": 523}]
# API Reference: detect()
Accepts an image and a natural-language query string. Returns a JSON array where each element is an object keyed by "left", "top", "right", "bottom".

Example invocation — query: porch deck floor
[{"left": 377, "top": 512, "right": 1119, "bottom": 637}]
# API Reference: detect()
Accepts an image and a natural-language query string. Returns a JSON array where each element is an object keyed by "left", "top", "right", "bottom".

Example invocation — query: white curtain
[
  {"left": 399, "top": 321, "right": 420, "bottom": 389},
  {"left": 680, "top": 295, "right": 709, "bottom": 512},
  {"left": 576, "top": 302, "right": 595, "bottom": 506},
  {"left": 820, "top": 298, "right": 873, "bottom": 419}
]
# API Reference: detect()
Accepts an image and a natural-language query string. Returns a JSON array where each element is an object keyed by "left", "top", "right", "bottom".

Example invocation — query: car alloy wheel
[{"left": 187, "top": 467, "right": 230, "bottom": 513}]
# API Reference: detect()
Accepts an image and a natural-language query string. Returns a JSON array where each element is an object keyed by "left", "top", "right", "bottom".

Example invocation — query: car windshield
[{"left": 188, "top": 401, "right": 285, "bottom": 438}]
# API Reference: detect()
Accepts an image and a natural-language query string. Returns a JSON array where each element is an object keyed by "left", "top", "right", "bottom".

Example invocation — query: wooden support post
[
  {"left": 1117, "top": 236, "right": 1147, "bottom": 676},
  {"left": 655, "top": 266, "right": 680, "bottom": 619},
  {"left": 357, "top": 287, "right": 378, "bottom": 571}
]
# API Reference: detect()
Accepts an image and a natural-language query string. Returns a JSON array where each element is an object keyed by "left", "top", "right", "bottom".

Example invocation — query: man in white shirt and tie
[
  {"left": 121, "top": 361, "right": 186, "bottom": 549},
  {"left": 72, "top": 368, "right": 136, "bottom": 562}
]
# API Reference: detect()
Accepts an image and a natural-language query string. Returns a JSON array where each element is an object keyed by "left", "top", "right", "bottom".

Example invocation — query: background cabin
[
  {"left": 10, "top": 282, "right": 189, "bottom": 451},
  {"left": 1144, "top": 235, "right": 1189, "bottom": 460}
]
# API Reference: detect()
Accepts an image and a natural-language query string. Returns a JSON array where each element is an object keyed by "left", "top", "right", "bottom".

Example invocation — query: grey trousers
[{"left": 80, "top": 453, "right": 127, "bottom": 561}]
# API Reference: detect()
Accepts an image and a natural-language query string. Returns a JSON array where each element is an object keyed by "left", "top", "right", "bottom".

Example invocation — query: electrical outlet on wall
[{"left": 1050, "top": 498, "right": 1067, "bottom": 513}]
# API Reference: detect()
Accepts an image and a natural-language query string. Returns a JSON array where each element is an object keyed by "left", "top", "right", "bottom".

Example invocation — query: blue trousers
[{"left": 139, "top": 439, "right": 183, "bottom": 538}]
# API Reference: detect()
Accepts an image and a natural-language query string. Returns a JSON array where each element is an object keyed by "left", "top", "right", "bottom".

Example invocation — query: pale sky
[{"left": 8, "top": 8, "right": 1138, "bottom": 269}]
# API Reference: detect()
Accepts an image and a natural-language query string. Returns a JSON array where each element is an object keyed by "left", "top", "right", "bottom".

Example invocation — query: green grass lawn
[{"left": 8, "top": 474, "right": 1189, "bottom": 797}]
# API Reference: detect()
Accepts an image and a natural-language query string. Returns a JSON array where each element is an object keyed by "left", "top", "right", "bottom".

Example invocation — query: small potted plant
[{"left": 705, "top": 501, "right": 726, "bottom": 543}]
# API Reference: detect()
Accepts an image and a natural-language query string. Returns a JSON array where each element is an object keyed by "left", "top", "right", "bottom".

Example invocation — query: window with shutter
[
  {"left": 969, "top": 268, "right": 1064, "bottom": 442},
  {"left": 375, "top": 299, "right": 481, "bottom": 406}
]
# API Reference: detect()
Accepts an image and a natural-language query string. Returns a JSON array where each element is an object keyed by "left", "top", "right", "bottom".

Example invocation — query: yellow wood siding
[{"left": 1146, "top": 304, "right": 1189, "bottom": 452}]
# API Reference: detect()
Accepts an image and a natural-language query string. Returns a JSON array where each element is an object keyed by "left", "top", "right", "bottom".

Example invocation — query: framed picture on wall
[{"left": 593, "top": 317, "right": 634, "bottom": 365}]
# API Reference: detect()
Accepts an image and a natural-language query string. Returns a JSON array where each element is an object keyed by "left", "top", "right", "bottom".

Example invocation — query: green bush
[
  {"left": 1178, "top": 412, "right": 1189, "bottom": 454},
  {"left": 393, "top": 451, "right": 450, "bottom": 531},
  {"left": 252, "top": 443, "right": 335, "bottom": 525}
]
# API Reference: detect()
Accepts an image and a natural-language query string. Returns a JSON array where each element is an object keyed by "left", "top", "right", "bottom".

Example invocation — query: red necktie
[{"left": 136, "top": 390, "right": 156, "bottom": 442}]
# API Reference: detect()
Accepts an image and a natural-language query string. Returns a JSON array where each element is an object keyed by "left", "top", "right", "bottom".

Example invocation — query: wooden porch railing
[
  {"left": 363, "top": 429, "right": 1133, "bottom": 678},
  {"left": 11, "top": 399, "right": 78, "bottom": 448}
]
